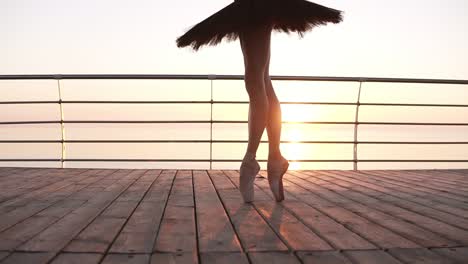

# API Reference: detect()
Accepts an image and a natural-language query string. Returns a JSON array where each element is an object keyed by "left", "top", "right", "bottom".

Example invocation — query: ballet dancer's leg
[
  {"left": 240, "top": 25, "right": 271, "bottom": 156},
  {"left": 263, "top": 42, "right": 282, "bottom": 160},
  {"left": 238, "top": 24, "right": 271, "bottom": 203},
  {"left": 263, "top": 30, "right": 289, "bottom": 202}
]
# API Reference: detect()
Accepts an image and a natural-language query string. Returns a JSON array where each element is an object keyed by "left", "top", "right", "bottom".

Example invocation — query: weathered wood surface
[{"left": 0, "top": 167, "right": 467, "bottom": 264}]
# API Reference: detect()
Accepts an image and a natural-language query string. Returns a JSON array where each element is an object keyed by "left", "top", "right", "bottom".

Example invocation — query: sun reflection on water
[{"left": 282, "top": 129, "right": 304, "bottom": 170}]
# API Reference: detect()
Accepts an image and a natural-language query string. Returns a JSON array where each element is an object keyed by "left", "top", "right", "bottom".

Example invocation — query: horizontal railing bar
[
  {"left": 359, "top": 103, "right": 468, "bottom": 108},
  {"left": 1, "top": 159, "right": 468, "bottom": 163},
  {"left": 0, "top": 121, "right": 61, "bottom": 125},
  {"left": 2, "top": 100, "right": 468, "bottom": 108},
  {"left": 0, "top": 101, "right": 60, "bottom": 104},
  {"left": 1, "top": 74, "right": 468, "bottom": 84},
  {"left": 0, "top": 159, "right": 62, "bottom": 162},
  {"left": 1, "top": 140, "right": 468, "bottom": 144},
  {"left": 2, "top": 121, "right": 468, "bottom": 126},
  {"left": 0, "top": 101, "right": 357, "bottom": 105}
]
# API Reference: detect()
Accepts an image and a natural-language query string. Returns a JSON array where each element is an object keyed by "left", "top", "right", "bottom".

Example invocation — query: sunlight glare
[
  {"left": 281, "top": 104, "right": 319, "bottom": 123},
  {"left": 282, "top": 128, "right": 304, "bottom": 170}
]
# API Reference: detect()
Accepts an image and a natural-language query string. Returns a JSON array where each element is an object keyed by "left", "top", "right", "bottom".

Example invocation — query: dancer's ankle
[
  {"left": 243, "top": 152, "right": 256, "bottom": 161},
  {"left": 268, "top": 152, "right": 283, "bottom": 161}
]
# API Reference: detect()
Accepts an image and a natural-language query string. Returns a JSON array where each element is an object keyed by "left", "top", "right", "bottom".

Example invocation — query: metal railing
[{"left": 1, "top": 74, "right": 468, "bottom": 170}]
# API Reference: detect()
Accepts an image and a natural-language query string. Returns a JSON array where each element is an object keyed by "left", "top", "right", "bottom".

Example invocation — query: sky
[{"left": 2, "top": 0, "right": 468, "bottom": 79}]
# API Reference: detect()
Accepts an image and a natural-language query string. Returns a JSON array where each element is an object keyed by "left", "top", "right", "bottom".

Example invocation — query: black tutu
[{"left": 176, "top": 0, "right": 343, "bottom": 50}]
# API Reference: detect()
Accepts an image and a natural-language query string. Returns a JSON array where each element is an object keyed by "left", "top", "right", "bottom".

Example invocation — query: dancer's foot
[
  {"left": 267, "top": 155, "right": 289, "bottom": 202},
  {"left": 239, "top": 153, "right": 260, "bottom": 203}
]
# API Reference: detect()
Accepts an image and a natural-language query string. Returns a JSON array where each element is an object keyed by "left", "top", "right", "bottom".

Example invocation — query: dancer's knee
[{"left": 244, "top": 73, "right": 267, "bottom": 100}]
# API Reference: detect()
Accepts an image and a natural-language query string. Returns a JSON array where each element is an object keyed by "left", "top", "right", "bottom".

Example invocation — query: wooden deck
[{"left": 0, "top": 168, "right": 467, "bottom": 264}]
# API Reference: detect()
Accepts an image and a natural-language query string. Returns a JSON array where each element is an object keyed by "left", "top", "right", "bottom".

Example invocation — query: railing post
[
  {"left": 56, "top": 78, "right": 66, "bottom": 169},
  {"left": 353, "top": 80, "right": 363, "bottom": 171},
  {"left": 208, "top": 75, "right": 216, "bottom": 170}
]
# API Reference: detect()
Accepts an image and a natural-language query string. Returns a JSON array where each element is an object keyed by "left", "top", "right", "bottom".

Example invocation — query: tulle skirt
[{"left": 176, "top": 0, "right": 343, "bottom": 50}]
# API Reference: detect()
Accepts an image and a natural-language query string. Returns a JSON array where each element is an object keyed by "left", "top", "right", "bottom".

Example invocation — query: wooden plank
[
  {"left": 63, "top": 217, "right": 127, "bottom": 253},
  {"left": 154, "top": 170, "right": 196, "bottom": 258},
  {"left": 153, "top": 205, "right": 197, "bottom": 252},
  {"left": 224, "top": 170, "right": 333, "bottom": 251},
  {"left": 64, "top": 170, "right": 161, "bottom": 253},
  {"left": 288, "top": 171, "right": 458, "bottom": 248},
  {"left": 36, "top": 199, "right": 88, "bottom": 218},
  {"left": 101, "top": 254, "right": 150, "bottom": 264},
  {"left": 283, "top": 201, "right": 377, "bottom": 250},
  {"left": 283, "top": 173, "right": 419, "bottom": 249},
  {"left": 100, "top": 201, "right": 139, "bottom": 219},
  {"left": 192, "top": 170, "right": 242, "bottom": 253},
  {"left": 256, "top": 171, "right": 377, "bottom": 250},
  {"left": 249, "top": 252, "right": 301, "bottom": 264},
  {"left": 201, "top": 252, "right": 248, "bottom": 264},
  {"left": 331, "top": 171, "right": 468, "bottom": 218},
  {"left": 151, "top": 253, "right": 197, "bottom": 264},
  {"left": 0, "top": 170, "right": 118, "bottom": 233},
  {"left": 16, "top": 170, "right": 146, "bottom": 252},
  {"left": 138, "top": 169, "right": 162, "bottom": 182},
  {"left": 399, "top": 170, "right": 468, "bottom": 189},
  {"left": 317, "top": 171, "right": 468, "bottom": 233},
  {"left": 0, "top": 167, "right": 18, "bottom": 175},
  {"left": 435, "top": 170, "right": 468, "bottom": 182},
  {"left": 346, "top": 171, "right": 468, "bottom": 211},
  {"left": 0, "top": 169, "right": 92, "bottom": 199},
  {"left": 109, "top": 170, "right": 176, "bottom": 253},
  {"left": 297, "top": 251, "right": 353, "bottom": 264},
  {"left": 0, "top": 216, "right": 62, "bottom": 251},
  {"left": 400, "top": 170, "right": 468, "bottom": 187},
  {"left": 142, "top": 170, "right": 177, "bottom": 203},
  {"left": 431, "top": 247, "right": 468, "bottom": 263},
  {"left": 366, "top": 170, "right": 468, "bottom": 200},
  {"left": 343, "top": 250, "right": 403, "bottom": 264},
  {"left": 305, "top": 171, "right": 468, "bottom": 243},
  {"left": 50, "top": 253, "right": 102, "bottom": 264},
  {"left": 388, "top": 248, "right": 453, "bottom": 264},
  {"left": 0, "top": 252, "right": 55, "bottom": 264},
  {"left": 318, "top": 206, "right": 418, "bottom": 248},
  {"left": 0, "top": 168, "right": 55, "bottom": 190},
  {"left": 0, "top": 252, "right": 9, "bottom": 262},
  {"left": 0, "top": 182, "right": 57, "bottom": 200},
  {"left": 115, "top": 178, "right": 157, "bottom": 202},
  {"left": 108, "top": 202, "right": 166, "bottom": 253},
  {"left": 0, "top": 169, "right": 96, "bottom": 212},
  {"left": 207, "top": 170, "right": 288, "bottom": 252},
  {"left": 345, "top": 203, "right": 457, "bottom": 247},
  {"left": 253, "top": 200, "right": 332, "bottom": 251}
]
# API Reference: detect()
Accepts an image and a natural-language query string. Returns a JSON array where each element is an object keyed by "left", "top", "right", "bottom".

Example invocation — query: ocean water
[{"left": 1, "top": 78, "right": 468, "bottom": 170}]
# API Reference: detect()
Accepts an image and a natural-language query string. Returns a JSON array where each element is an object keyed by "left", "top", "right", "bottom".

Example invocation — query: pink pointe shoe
[
  {"left": 239, "top": 154, "right": 260, "bottom": 203},
  {"left": 267, "top": 156, "right": 289, "bottom": 202}
]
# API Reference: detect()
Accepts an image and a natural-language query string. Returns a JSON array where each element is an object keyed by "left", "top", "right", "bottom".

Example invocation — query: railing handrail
[
  {"left": 1, "top": 74, "right": 467, "bottom": 169},
  {"left": 1, "top": 74, "right": 468, "bottom": 84}
]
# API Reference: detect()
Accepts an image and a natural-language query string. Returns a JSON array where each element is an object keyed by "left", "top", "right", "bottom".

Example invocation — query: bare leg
[
  {"left": 238, "top": 24, "right": 271, "bottom": 203},
  {"left": 239, "top": 25, "right": 271, "bottom": 157},
  {"left": 264, "top": 46, "right": 283, "bottom": 160},
  {"left": 263, "top": 33, "right": 289, "bottom": 202}
]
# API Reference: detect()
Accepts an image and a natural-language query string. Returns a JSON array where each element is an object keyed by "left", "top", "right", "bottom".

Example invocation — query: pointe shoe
[
  {"left": 239, "top": 156, "right": 260, "bottom": 203},
  {"left": 267, "top": 156, "right": 289, "bottom": 202}
]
